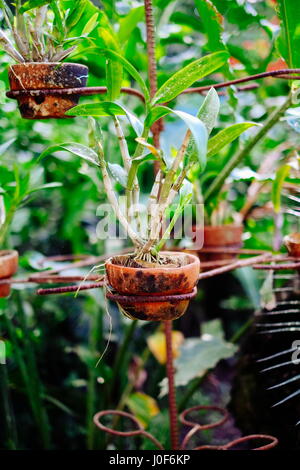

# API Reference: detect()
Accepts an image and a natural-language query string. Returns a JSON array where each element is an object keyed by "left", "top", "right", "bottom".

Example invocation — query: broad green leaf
[
  {"left": 119, "top": 105, "right": 143, "bottom": 136},
  {"left": 272, "top": 163, "right": 291, "bottom": 213},
  {"left": 65, "top": 102, "right": 127, "bottom": 117},
  {"left": 173, "top": 334, "right": 237, "bottom": 388},
  {"left": 65, "top": 0, "right": 86, "bottom": 29},
  {"left": 97, "top": 27, "right": 122, "bottom": 101},
  {"left": 20, "top": 0, "right": 50, "bottom": 12},
  {"left": 97, "top": 49, "right": 150, "bottom": 108},
  {"left": 207, "top": 122, "right": 259, "bottom": 158},
  {"left": 118, "top": 6, "right": 144, "bottom": 43},
  {"left": 126, "top": 392, "right": 159, "bottom": 428},
  {"left": 66, "top": 101, "right": 143, "bottom": 136},
  {"left": 197, "top": 87, "right": 220, "bottom": 135},
  {"left": 108, "top": 163, "right": 127, "bottom": 187},
  {"left": 81, "top": 12, "right": 98, "bottom": 37},
  {"left": 277, "top": 0, "right": 300, "bottom": 68},
  {"left": 146, "top": 106, "right": 208, "bottom": 170},
  {"left": 39, "top": 143, "right": 99, "bottom": 166},
  {"left": 194, "top": 0, "right": 226, "bottom": 52},
  {"left": 152, "top": 51, "right": 229, "bottom": 104}
]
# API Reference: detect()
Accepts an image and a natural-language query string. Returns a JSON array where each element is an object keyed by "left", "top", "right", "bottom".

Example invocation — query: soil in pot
[
  {"left": 0, "top": 250, "right": 18, "bottom": 298},
  {"left": 105, "top": 251, "right": 200, "bottom": 321},
  {"left": 194, "top": 224, "right": 243, "bottom": 264},
  {"left": 8, "top": 62, "right": 88, "bottom": 119}
]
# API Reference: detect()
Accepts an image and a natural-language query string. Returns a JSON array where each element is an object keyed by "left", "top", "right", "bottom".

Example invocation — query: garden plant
[{"left": 0, "top": 0, "right": 299, "bottom": 454}]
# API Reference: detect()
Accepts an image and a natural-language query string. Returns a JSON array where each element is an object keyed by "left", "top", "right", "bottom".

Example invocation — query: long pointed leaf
[
  {"left": 152, "top": 51, "right": 229, "bottom": 104},
  {"left": 207, "top": 122, "right": 259, "bottom": 158}
]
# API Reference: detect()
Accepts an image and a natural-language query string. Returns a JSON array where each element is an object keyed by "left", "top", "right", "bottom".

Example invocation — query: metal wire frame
[{"left": 93, "top": 404, "right": 278, "bottom": 450}]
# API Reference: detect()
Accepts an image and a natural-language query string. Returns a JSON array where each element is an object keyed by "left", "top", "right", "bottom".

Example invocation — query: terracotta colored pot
[
  {"left": 284, "top": 233, "right": 300, "bottom": 258},
  {"left": 0, "top": 250, "right": 18, "bottom": 298},
  {"left": 8, "top": 62, "right": 88, "bottom": 119},
  {"left": 105, "top": 251, "right": 200, "bottom": 321},
  {"left": 194, "top": 224, "right": 243, "bottom": 263}
]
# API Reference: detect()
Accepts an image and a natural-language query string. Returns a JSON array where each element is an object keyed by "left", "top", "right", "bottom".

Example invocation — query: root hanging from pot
[
  {"left": 75, "top": 263, "right": 105, "bottom": 298},
  {"left": 95, "top": 284, "right": 113, "bottom": 368}
]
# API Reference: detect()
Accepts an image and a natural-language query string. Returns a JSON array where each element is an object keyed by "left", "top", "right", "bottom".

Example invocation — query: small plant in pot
[
  {"left": 0, "top": 146, "right": 62, "bottom": 296},
  {"left": 184, "top": 92, "right": 259, "bottom": 264},
  {"left": 40, "top": 49, "right": 258, "bottom": 321},
  {"left": 0, "top": 0, "right": 98, "bottom": 118}
]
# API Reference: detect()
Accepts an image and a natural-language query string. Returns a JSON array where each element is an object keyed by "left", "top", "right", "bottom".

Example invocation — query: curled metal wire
[
  {"left": 93, "top": 410, "right": 164, "bottom": 450},
  {"left": 93, "top": 406, "right": 278, "bottom": 451}
]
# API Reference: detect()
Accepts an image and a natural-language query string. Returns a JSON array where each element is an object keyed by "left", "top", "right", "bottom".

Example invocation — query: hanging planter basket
[
  {"left": 105, "top": 251, "right": 200, "bottom": 321},
  {"left": 194, "top": 224, "right": 243, "bottom": 265},
  {"left": 0, "top": 250, "right": 18, "bottom": 298},
  {"left": 284, "top": 232, "right": 300, "bottom": 258},
  {"left": 7, "top": 62, "right": 88, "bottom": 119}
]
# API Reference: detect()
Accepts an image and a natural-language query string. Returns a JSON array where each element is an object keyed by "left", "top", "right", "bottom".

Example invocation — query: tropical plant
[
  {"left": 0, "top": 144, "right": 62, "bottom": 246},
  {"left": 40, "top": 51, "right": 259, "bottom": 262},
  {"left": 0, "top": 0, "right": 98, "bottom": 63}
]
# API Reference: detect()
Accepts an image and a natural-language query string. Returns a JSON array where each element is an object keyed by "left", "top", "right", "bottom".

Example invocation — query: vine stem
[{"left": 204, "top": 93, "right": 293, "bottom": 203}]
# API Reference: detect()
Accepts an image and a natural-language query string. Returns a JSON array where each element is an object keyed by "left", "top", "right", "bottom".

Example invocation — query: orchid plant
[
  {"left": 41, "top": 50, "right": 258, "bottom": 264},
  {"left": 0, "top": 0, "right": 98, "bottom": 63}
]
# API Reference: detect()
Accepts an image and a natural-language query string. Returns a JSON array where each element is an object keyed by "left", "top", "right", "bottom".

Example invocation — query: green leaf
[
  {"left": 118, "top": 6, "right": 144, "bottom": 43},
  {"left": 152, "top": 51, "right": 229, "bottom": 104},
  {"left": 194, "top": 0, "right": 226, "bottom": 52},
  {"left": 108, "top": 163, "right": 127, "bottom": 187},
  {"left": 65, "top": 102, "right": 127, "bottom": 117},
  {"left": 27, "top": 182, "right": 63, "bottom": 194},
  {"left": 20, "top": 0, "right": 50, "bottom": 12},
  {"left": 39, "top": 143, "right": 99, "bottom": 166},
  {"left": 272, "top": 163, "right": 291, "bottom": 213},
  {"left": 160, "top": 332, "right": 237, "bottom": 392},
  {"left": 197, "top": 87, "right": 220, "bottom": 135},
  {"left": 0, "top": 138, "right": 15, "bottom": 155},
  {"left": 277, "top": 0, "right": 300, "bottom": 68},
  {"left": 99, "top": 49, "right": 150, "bottom": 108},
  {"left": 81, "top": 12, "right": 99, "bottom": 37},
  {"left": 126, "top": 392, "right": 159, "bottom": 428},
  {"left": 146, "top": 106, "right": 208, "bottom": 170},
  {"left": 207, "top": 122, "right": 259, "bottom": 158},
  {"left": 66, "top": 101, "right": 143, "bottom": 136}
]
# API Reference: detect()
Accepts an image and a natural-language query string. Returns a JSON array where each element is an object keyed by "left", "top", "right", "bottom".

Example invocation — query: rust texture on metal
[
  {"left": 92, "top": 405, "right": 278, "bottom": 450},
  {"left": 106, "top": 286, "right": 197, "bottom": 304}
]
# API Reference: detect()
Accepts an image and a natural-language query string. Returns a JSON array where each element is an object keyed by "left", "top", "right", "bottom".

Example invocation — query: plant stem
[{"left": 204, "top": 94, "right": 293, "bottom": 203}]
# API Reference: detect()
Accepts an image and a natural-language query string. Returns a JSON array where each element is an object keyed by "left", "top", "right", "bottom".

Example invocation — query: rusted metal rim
[
  {"left": 254, "top": 255, "right": 300, "bottom": 270},
  {"left": 6, "top": 86, "right": 145, "bottom": 102},
  {"left": 180, "top": 405, "right": 229, "bottom": 430},
  {"left": 93, "top": 410, "right": 164, "bottom": 450},
  {"left": 194, "top": 434, "right": 279, "bottom": 451},
  {"left": 106, "top": 286, "right": 197, "bottom": 304}
]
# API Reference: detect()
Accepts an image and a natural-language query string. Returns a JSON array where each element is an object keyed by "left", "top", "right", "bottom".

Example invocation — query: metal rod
[{"left": 164, "top": 320, "right": 180, "bottom": 450}]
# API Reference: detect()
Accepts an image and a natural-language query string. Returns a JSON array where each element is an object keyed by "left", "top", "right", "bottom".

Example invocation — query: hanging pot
[
  {"left": 8, "top": 62, "right": 88, "bottom": 119},
  {"left": 194, "top": 224, "right": 243, "bottom": 263},
  {"left": 0, "top": 250, "right": 18, "bottom": 298},
  {"left": 105, "top": 251, "right": 200, "bottom": 321},
  {"left": 284, "top": 233, "right": 300, "bottom": 258}
]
